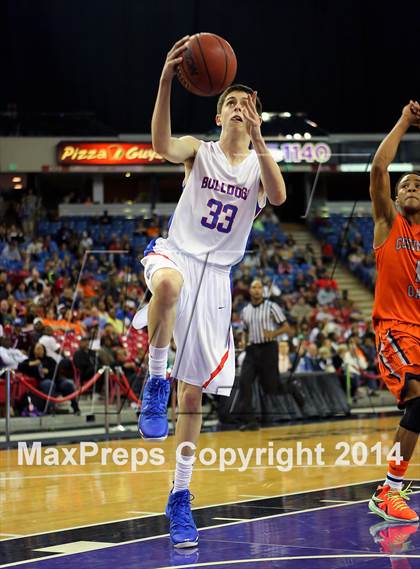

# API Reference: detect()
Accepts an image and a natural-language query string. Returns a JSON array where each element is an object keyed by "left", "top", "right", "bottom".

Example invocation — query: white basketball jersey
[{"left": 159, "top": 141, "right": 264, "bottom": 267}]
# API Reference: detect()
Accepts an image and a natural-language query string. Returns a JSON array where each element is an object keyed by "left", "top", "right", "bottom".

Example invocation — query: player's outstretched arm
[
  {"left": 152, "top": 36, "right": 201, "bottom": 164},
  {"left": 370, "top": 101, "right": 420, "bottom": 225},
  {"left": 242, "top": 92, "right": 286, "bottom": 206}
]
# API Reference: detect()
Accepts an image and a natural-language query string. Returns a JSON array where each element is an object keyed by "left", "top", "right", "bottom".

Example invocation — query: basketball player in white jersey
[{"left": 133, "top": 35, "right": 286, "bottom": 548}]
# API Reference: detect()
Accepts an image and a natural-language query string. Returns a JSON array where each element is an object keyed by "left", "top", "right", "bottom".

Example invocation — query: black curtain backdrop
[{"left": 0, "top": 0, "right": 419, "bottom": 134}]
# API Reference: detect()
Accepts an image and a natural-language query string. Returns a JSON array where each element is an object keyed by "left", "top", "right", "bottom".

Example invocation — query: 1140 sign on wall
[{"left": 267, "top": 142, "right": 331, "bottom": 164}]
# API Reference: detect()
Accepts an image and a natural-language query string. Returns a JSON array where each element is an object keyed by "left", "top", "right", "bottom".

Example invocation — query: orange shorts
[{"left": 374, "top": 320, "right": 420, "bottom": 405}]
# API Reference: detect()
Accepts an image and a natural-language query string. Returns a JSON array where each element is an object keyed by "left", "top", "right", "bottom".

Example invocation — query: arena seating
[
  {"left": 310, "top": 214, "right": 376, "bottom": 289},
  {"left": 0, "top": 197, "right": 382, "bottom": 418}
]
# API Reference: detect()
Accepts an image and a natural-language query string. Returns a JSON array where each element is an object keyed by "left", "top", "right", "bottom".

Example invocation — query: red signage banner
[{"left": 57, "top": 142, "right": 165, "bottom": 165}]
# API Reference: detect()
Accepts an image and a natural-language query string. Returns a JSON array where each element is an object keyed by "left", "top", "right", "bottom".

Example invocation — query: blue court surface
[{"left": 2, "top": 481, "right": 419, "bottom": 568}]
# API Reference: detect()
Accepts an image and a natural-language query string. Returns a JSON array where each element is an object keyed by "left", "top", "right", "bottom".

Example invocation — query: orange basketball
[{"left": 177, "top": 33, "right": 237, "bottom": 97}]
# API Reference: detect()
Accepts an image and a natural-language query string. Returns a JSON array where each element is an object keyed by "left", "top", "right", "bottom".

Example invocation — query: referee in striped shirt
[{"left": 236, "top": 279, "right": 290, "bottom": 430}]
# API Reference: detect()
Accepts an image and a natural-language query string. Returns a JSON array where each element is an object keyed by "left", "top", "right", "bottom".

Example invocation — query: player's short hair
[
  {"left": 217, "top": 84, "right": 262, "bottom": 115},
  {"left": 250, "top": 278, "right": 263, "bottom": 287},
  {"left": 394, "top": 171, "right": 420, "bottom": 197}
]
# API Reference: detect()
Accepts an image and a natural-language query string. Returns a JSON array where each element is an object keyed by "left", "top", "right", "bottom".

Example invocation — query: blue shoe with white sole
[
  {"left": 138, "top": 376, "right": 170, "bottom": 440},
  {"left": 166, "top": 489, "right": 199, "bottom": 548}
]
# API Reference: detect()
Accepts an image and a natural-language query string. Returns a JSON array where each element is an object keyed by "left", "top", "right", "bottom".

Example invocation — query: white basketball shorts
[{"left": 140, "top": 242, "right": 235, "bottom": 396}]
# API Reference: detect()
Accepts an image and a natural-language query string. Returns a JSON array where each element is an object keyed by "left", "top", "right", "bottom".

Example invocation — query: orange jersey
[{"left": 373, "top": 213, "right": 420, "bottom": 325}]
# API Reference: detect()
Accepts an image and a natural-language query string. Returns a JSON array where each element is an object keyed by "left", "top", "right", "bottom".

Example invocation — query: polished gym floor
[{"left": 1, "top": 416, "right": 420, "bottom": 568}]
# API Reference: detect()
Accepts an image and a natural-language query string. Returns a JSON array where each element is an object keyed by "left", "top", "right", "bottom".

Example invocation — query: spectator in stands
[
  {"left": 296, "top": 343, "right": 322, "bottom": 372},
  {"left": 56, "top": 303, "right": 68, "bottom": 321},
  {"left": 278, "top": 341, "right": 292, "bottom": 374},
  {"left": 321, "top": 240, "right": 334, "bottom": 264},
  {"left": 29, "top": 317, "right": 45, "bottom": 344},
  {"left": 103, "top": 273, "right": 120, "bottom": 302},
  {"left": 1, "top": 239, "right": 21, "bottom": 262},
  {"left": 290, "top": 297, "right": 312, "bottom": 324},
  {"left": 39, "top": 326, "right": 62, "bottom": 363},
  {"left": 318, "top": 346, "right": 336, "bottom": 373},
  {"left": 348, "top": 246, "right": 364, "bottom": 270},
  {"left": 278, "top": 260, "right": 292, "bottom": 275},
  {"left": 59, "top": 287, "right": 75, "bottom": 310},
  {"left": 26, "top": 236, "right": 44, "bottom": 257},
  {"left": 18, "top": 342, "right": 80, "bottom": 415},
  {"left": 15, "top": 281, "right": 29, "bottom": 302},
  {"left": 317, "top": 286, "right": 337, "bottom": 306},
  {"left": 0, "top": 299, "right": 14, "bottom": 326},
  {"left": 79, "top": 231, "right": 93, "bottom": 254},
  {"left": 107, "top": 307, "right": 124, "bottom": 334},
  {"left": 102, "top": 323, "right": 121, "bottom": 346},
  {"left": 343, "top": 338, "right": 368, "bottom": 400},
  {"left": 294, "top": 271, "right": 309, "bottom": 289},
  {"left": 34, "top": 284, "right": 54, "bottom": 308},
  {"left": 74, "top": 337, "right": 97, "bottom": 383},
  {"left": 6, "top": 224, "right": 24, "bottom": 243},
  {"left": 78, "top": 276, "right": 97, "bottom": 300},
  {"left": 0, "top": 271, "right": 8, "bottom": 300},
  {"left": 0, "top": 336, "right": 26, "bottom": 369},
  {"left": 25, "top": 269, "right": 45, "bottom": 297},
  {"left": 83, "top": 306, "right": 106, "bottom": 332},
  {"left": 293, "top": 321, "right": 311, "bottom": 346},
  {"left": 10, "top": 319, "right": 30, "bottom": 352},
  {"left": 98, "top": 335, "right": 116, "bottom": 368}
]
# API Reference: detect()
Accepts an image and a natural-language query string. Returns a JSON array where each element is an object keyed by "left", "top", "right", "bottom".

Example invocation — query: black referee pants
[{"left": 236, "top": 341, "right": 279, "bottom": 423}]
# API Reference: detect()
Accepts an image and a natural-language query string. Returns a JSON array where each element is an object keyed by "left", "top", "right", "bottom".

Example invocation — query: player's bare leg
[
  {"left": 148, "top": 269, "right": 183, "bottom": 347},
  {"left": 166, "top": 380, "right": 202, "bottom": 548},
  {"left": 369, "top": 378, "right": 420, "bottom": 522},
  {"left": 175, "top": 381, "right": 203, "bottom": 463},
  {"left": 138, "top": 268, "right": 183, "bottom": 441}
]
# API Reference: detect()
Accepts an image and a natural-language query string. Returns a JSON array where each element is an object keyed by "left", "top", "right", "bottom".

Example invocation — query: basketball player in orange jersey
[
  {"left": 368, "top": 100, "right": 420, "bottom": 523},
  {"left": 134, "top": 36, "right": 286, "bottom": 548}
]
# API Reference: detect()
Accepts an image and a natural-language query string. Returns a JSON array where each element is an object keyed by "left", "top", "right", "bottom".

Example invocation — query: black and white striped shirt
[{"left": 241, "top": 300, "right": 286, "bottom": 344}]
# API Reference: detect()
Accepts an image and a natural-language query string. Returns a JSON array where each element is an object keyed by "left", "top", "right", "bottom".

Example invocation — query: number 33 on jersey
[{"left": 164, "top": 141, "right": 265, "bottom": 266}]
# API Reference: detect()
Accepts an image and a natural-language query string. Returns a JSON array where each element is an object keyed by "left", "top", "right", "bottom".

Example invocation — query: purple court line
[
  {"left": 2, "top": 494, "right": 420, "bottom": 569},
  {"left": 0, "top": 478, "right": 384, "bottom": 543}
]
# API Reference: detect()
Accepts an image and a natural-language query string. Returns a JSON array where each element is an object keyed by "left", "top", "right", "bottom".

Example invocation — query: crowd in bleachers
[
  {"left": 0, "top": 190, "right": 381, "bottom": 417},
  {"left": 232, "top": 209, "right": 379, "bottom": 401},
  {"left": 310, "top": 213, "right": 376, "bottom": 289}
]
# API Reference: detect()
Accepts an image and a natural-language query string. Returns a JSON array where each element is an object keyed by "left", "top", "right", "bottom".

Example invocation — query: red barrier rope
[
  {"left": 16, "top": 368, "right": 142, "bottom": 406},
  {"left": 113, "top": 371, "right": 141, "bottom": 405},
  {"left": 16, "top": 370, "right": 104, "bottom": 403}
]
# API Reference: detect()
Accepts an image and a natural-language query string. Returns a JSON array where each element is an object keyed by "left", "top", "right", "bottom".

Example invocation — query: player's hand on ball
[
  {"left": 161, "top": 36, "right": 190, "bottom": 83},
  {"left": 402, "top": 100, "right": 420, "bottom": 127},
  {"left": 242, "top": 92, "right": 262, "bottom": 139}
]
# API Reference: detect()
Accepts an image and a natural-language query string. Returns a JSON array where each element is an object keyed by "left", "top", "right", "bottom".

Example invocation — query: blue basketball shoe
[
  {"left": 166, "top": 489, "right": 199, "bottom": 548},
  {"left": 138, "top": 376, "right": 170, "bottom": 440}
]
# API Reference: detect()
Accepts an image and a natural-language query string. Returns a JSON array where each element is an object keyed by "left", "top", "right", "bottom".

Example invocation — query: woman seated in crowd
[{"left": 18, "top": 342, "right": 80, "bottom": 415}]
